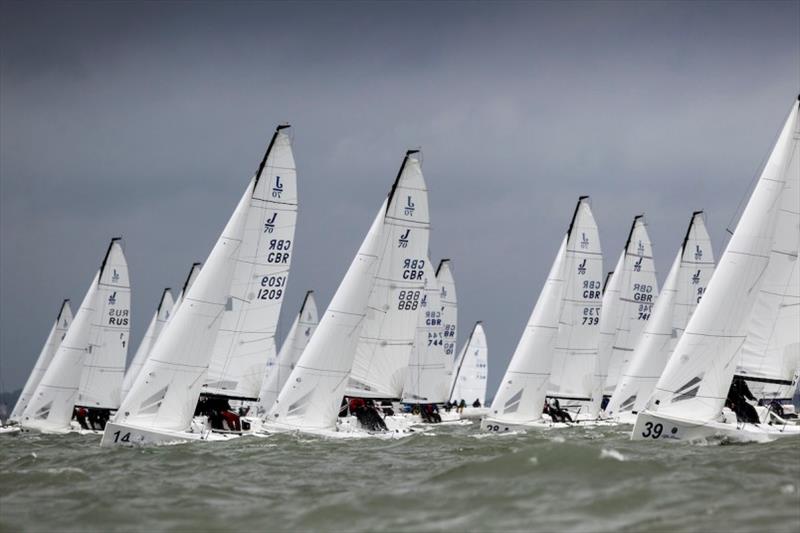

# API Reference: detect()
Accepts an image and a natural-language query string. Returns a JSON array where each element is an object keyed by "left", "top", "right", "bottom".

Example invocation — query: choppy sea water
[{"left": 1, "top": 422, "right": 799, "bottom": 532}]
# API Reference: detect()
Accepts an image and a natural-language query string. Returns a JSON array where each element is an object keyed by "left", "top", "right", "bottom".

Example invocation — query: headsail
[
  {"left": 204, "top": 126, "right": 298, "bottom": 401},
  {"left": 256, "top": 291, "right": 318, "bottom": 414},
  {"left": 646, "top": 97, "right": 799, "bottom": 422},
  {"left": 606, "top": 212, "right": 715, "bottom": 418},
  {"left": 114, "top": 182, "right": 251, "bottom": 432},
  {"left": 402, "top": 260, "right": 447, "bottom": 404},
  {"left": 171, "top": 262, "right": 202, "bottom": 316},
  {"left": 589, "top": 255, "right": 624, "bottom": 416},
  {"left": 548, "top": 197, "right": 604, "bottom": 401},
  {"left": 346, "top": 153, "right": 431, "bottom": 399},
  {"left": 488, "top": 235, "right": 566, "bottom": 423},
  {"left": 9, "top": 300, "right": 73, "bottom": 423},
  {"left": 449, "top": 322, "right": 488, "bottom": 405},
  {"left": 121, "top": 288, "right": 174, "bottom": 401}
]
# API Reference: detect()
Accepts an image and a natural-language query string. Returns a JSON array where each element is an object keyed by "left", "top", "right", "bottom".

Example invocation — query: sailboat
[
  {"left": 102, "top": 125, "right": 295, "bottom": 447},
  {"left": 481, "top": 236, "right": 567, "bottom": 432},
  {"left": 121, "top": 288, "right": 174, "bottom": 401},
  {"left": 198, "top": 125, "right": 298, "bottom": 428},
  {"left": 255, "top": 290, "right": 318, "bottom": 415},
  {"left": 6, "top": 300, "right": 73, "bottom": 426},
  {"left": 401, "top": 260, "right": 448, "bottom": 414},
  {"left": 605, "top": 212, "right": 715, "bottom": 424},
  {"left": 592, "top": 216, "right": 660, "bottom": 415},
  {"left": 449, "top": 322, "right": 488, "bottom": 417},
  {"left": 170, "top": 262, "right": 202, "bottom": 316},
  {"left": 632, "top": 96, "right": 800, "bottom": 442},
  {"left": 21, "top": 238, "right": 130, "bottom": 433},
  {"left": 546, "top": 197, "right": 604, "bottom": 418},
  {"left": 436, "top": 259, "right": 458, "bottom": 401},
  {"left": 264, "top": 150, "right": 429, "bottom": 435}
]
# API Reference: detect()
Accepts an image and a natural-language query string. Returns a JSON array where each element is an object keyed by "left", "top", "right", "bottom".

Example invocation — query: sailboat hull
[
  {"left": 480, "top": 417, "right": 567, "bottom": 433},
  {"left": 100, "top": 421, "right": 239, "bottom": 448},
  {"left": 631, "top": 410, "right": 800, "bottom": 443}
]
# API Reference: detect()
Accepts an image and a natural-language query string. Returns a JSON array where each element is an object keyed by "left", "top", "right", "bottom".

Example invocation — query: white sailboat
[
  {"left": 599, "top": 216, "right": 660, "bottom": 404},
  {"left": 8, "top": 300, "right": 73, "bottom": 424},
  {"left": 481, "top": 236, "right": 567, "bottom": 432},
  {"left": 436, "top": 260, "right": 458, "bottom": 402},
  {"left": 606, "top": 212, "right": 715, "bottom": 423},
  {"left": 264, "top": 150, "right": 428, "bottom": 434},
  {"left": 121, "top": 288, "right": 174, "bottom": 401},
  {"left": 402, "top": 260, "right": 448, "bottom": 405},
  {"left": 632, "top": 96, "right": 800, "bottom": 443},
  {"left": 547, "top": 196, "right": 604, "bottom": 416},
  {"left": 588, "top": 261, "right": 624, "bottom": 417},
  {"left": 201, "top": 126, "right": 298, "bottom": 411},
  {"left": 21, "top": 238, "right": 130, "bottom": 433},
  {"left": 255, "top": 290, "right": 318, "bottom": 415},
  {"left": 449, "top": 322, "right": 488, "bottom": 411},
  {"left": 102, "top": 126, "right": 294, "bottom": 447}
]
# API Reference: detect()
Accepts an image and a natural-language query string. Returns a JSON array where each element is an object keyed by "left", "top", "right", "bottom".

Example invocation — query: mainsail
[
  {"left": 9, "top": 300, "right": 73, "bottom": 423},
  {"left": 488, "top": 235, "right": 566, "bottom": 423},
  {"left": 268, "top": 151, "right": 428, "bottom": 430},
  {"left": 402, "top": 260, "right": 447, "bottom": 404},
  {"left": 436, "top": 260, "right": 458, "bottom": 401},
  {"left": 121, "top": 288, "right": 174, "bottom": 401},
  {"left": 548, "top": 196, "right": 604, "bottom": 401},
  {"left": 346, "top": 153, "right": 431, "bottom": 399},
  {"left": 606, "top": 212, "right": 715, "bottom": 418},
  {"left": 602, "top": 216, "right": 660, "bottom": 395},
  {"left": 22, "top": 239, "right": 129, "bottom": 431},
  {"left": 256, "top": 290, "right": 318, "bottom": 413},
  {"left": 204, "top": 126, "right": 298, "bottom": 401},
  {"left": 645, "top": 97, "right": 799, "bottom": 422},
  {"left": 449, "top": 322, "right": 488, "bottom": 405}
]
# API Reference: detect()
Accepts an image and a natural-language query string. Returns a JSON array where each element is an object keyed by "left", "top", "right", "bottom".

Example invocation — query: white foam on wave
[{"left": 600, "top": 448, "right": 627, "bottom": 462}]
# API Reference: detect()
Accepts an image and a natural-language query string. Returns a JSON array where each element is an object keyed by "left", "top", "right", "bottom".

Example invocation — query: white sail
[
  {"left": 77, "top": 239, "right": 131, "bottom": 409},
  {"left": 204, "top": 127, "right": 298, "bottom": 401},
  {"left": 606, "top": 212, "right": 715, "bottom": 418},
  {"left": 449, "top": 322, "right": 488, "bottom": 405},
  {"left": 488, "top": 235, "right": 567, "bottom": 423},
  {"left": 266, "top": 201, "right": 386, "bottom": 430},
  {"left": 9, "top": 300, "right": 73, "bottom": 423},
  {"left": 346, "top": 154, "right": 431, "bottom": 399},
  {"left": 402, "top": 260, "right": 447, "bottom": 404},
  {"left": 256, "top": 291, "right": 318, "bottom": 413},
  {"left": 114, "top": 182, "right": 251, "bottom": 432},
  {"left": 548, "top": 197, "right": 604, "bottom": 401},
  {"left": 171, "top": 262, "right": 202, "bottom": 317},
  {"left": 121, "top": 288, "right": 174, "bottom": 401},
  {"left": 646, "top": 97, "right": 799, "bottom": 422},
  {"left": 735, "top": 154, "right": 800, "bottom": 399},
  {"left": 602, "top": 216, "right": 660, "bottom": 394},
  {"left": 589, "top": 258, "right": 624, "bottom": 415},
  {"left": 436, "top": 260, "right": 458, "bottom": 401}
]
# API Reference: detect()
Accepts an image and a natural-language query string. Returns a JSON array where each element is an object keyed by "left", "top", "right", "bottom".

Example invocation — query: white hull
[
  {"left": 100, "top": 421, "right": 239, "bottom": 447},
  {"left": 259, "top": 414, "right": 419, "bottom": 438},
  {"left": 0, "top": 426, "right": 21, "bottom": 434},
  {"left": 631, "top": 410, "right": 800, "bottom": 443},
  {"left": 480, "top": 416, "right": 569, "bottom": 433}
]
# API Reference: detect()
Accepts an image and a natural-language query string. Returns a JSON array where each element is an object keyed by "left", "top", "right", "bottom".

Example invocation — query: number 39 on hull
[{"left": 631, "top": 410, "right": 800, "bottom": 443}]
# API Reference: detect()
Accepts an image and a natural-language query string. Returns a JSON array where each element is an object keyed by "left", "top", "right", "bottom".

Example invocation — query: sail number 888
[{"left": 398, "top": 290, "right": 421, "bottom": 310}]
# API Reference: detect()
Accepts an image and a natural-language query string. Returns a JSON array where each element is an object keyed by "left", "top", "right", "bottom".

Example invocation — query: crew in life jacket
[
  {"left": 472, "top": 398, "right": 482, "bottom": 408},
  {"left": 545, "top": 398, "right": 573, "bottom": 424},
  {"left": 726, "top": 377, "right": 759, "bottom": 424}
]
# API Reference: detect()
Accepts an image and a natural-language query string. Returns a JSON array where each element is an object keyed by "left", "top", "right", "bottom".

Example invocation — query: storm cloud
[{"left": 1, "top": 1, "right": 798, "bottom": 397}]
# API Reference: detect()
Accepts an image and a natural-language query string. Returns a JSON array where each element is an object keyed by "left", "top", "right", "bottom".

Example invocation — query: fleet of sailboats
[{"left": 4, "top": 96, "right": 799, "bottom": 445}]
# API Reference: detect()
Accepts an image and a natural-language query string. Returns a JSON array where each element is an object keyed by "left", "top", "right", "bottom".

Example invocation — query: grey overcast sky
[{"left": 1, "top": 1, "right": 798, "bottom": 398}]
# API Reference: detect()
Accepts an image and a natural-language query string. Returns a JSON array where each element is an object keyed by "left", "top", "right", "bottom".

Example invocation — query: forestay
[
  {"left": 436, "top": 260, "right": 458, "bottom": 401},
  {"left": 121, "top": 288, "right": 174, "bottom": 401},
  {"left": 256, "top": 291, "right": 318, "bottom": 414},
  {"left": 114, "top": 182, "right": 250, "bottom": 432},
  {"left": 602, "top": 216, "right": 660, "bottom": 395},
  {"left": 9, "top": 300, "right": 73, "bottom": 423},
  {"left": 204, "top": 127, "right": 298, "bottom": 400},
  {"left": 488, "top": 235, "right": 566, "bottom": 423},
  {"left": 402, "top": 260, "right": 447, "bottom": 404},
  {"left": 548, "top": 197, "right": 604, "bottom": 401},
  {"left": 645, "top": 97, "right": 799, "bottom": 422},
  {"left": 449, "top": 322, "right": 488, "bottom": 405},
  {"left": 606, "top": 212, "right": 715, "bottom": 418},
  {"left": 346, "top": 154, "right": 431, "bottom": 399}
]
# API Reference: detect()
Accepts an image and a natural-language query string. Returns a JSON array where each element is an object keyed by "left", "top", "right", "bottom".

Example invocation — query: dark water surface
[{"left": 1, "top": 423, "right": 799, "bottom": 532}]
